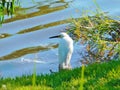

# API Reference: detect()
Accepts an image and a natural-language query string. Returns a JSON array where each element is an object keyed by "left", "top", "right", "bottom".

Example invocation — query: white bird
[{"left": 49, "top": 32, "right": 73, "bottom": 71}]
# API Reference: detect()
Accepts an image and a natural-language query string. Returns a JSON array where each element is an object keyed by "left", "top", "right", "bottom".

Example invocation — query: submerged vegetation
[
  {"left": 17, "top": 20, "right": 69, "bottom": 34},
  {"left": 0, "top": 59, "right": 120, "bottom": 89},
  {"left": 0, "top": 44, "right": 58, "bottom": 60},
  {"left": 0, "top": 33, "right": 12, "bottom": 39},
  {"left": 5, "top": 5, "right": 66, "bottom": 23}
]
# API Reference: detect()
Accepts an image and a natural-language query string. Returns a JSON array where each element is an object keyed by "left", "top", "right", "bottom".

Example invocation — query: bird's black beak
[{"left": 49, "top": 35, "right": 61, "bottom": 39}]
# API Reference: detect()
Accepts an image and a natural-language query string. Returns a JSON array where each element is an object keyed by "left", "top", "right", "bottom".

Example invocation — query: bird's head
[{"left": 49, "top": 32, "right": 69, "bottom": 39}]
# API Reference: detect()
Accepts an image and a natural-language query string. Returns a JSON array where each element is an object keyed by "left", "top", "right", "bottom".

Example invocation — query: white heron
[{"left": 49, "top": 32, "right": 73, "bottom": 71}]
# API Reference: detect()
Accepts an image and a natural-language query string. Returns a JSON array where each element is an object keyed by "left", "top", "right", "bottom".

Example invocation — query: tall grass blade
[
  {"left": 32, "top": 54, "right": 38, "bottom": 87},
  {"left": 79, "top": 64, "right": 85, "bottom": 90}
]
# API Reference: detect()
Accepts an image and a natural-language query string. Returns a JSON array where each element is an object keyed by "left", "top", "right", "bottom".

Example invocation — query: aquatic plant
[
  {"left": 0, "top": 0, "right": 19, "bottom": 24},
  {"left": 67, "top": 7, "right": 120, "bottom": 64}
]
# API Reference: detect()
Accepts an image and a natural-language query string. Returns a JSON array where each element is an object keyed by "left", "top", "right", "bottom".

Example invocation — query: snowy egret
[{"left": 49, "top": 32, "right": 73, "bottom": 71}]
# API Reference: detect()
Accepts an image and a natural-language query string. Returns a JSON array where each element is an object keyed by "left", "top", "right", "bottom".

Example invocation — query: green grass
[
  {"left": 0, "top": 59, "right": 120, "bottom": 90},
  {"left": 79, "top": 64, "right": 85, "bottom": 90}
]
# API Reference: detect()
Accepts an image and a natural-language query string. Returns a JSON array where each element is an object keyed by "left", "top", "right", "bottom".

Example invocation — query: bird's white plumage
[
  {"left": 49, "top": 32, "right": 73, "bottom": 71},
  {"left": 58, "top": 32, "right": 73, "bottom": 70}
]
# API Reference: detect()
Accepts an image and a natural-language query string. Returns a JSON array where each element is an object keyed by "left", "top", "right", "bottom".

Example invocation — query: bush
[{"left": 67, "top": 13, "right": 120, "bottom": 64}]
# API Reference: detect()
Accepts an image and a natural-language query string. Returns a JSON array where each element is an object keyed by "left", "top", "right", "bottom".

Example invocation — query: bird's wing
[
  {"left": 58, "top": 44, "right": 68, "bottom": 64},
  {"left": 59, "top": 45, "right": 73, "bottom": 65},
  {"left": 65, "top": 48, "right": 73, "bottom": 65},
  {"left": 58, "top": 38, "right": 73, "bottom": 65}
]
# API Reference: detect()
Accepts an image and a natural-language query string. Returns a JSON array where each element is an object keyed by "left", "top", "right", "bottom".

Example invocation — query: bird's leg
[
  {"left": 64, "top": 62, "right": 71, "bottom": 69},
  {"left": 59, "top": 63, "right": 64, "bottom": 71},
  {"left": 68, "top": 64, "right": 72, "bottom": 69},
  {"left": 59, "top": 63, "right": 72, "bottom": 71},
  {"left": 59, "top": 63, "right": 66, "bottom": 71}
]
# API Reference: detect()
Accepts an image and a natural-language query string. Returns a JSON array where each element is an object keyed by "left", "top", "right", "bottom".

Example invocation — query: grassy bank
[{"left": 0, "top": 59, "right": 120, "bottom": 90}]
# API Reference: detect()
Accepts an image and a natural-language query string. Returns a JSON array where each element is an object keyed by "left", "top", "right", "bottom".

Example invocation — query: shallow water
[{"left": 0, "top": 0, "right": 120, "bottom": 78}]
